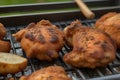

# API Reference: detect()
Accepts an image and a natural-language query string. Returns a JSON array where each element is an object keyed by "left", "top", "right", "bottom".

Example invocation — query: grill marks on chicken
[
  {"left": 13, "top": 20, "right": 64, "bottom": 61},
  {"left": 25, "top": 27, "right": 46, "bottom": 44},
  {"left": 47, "top": 28, "right": 59, "bottom": 43},
  {"left": 24, "top": 23, "right": 59, "bottom": 44},
  {"left": 0, "top": 23, "right": 11, "bottom": 52},
  {"left": 63, "top": 20, "right": 116, "bottom": 68},
  {"left": 95, "top": 12, "right": 120, "bottom": 48}
]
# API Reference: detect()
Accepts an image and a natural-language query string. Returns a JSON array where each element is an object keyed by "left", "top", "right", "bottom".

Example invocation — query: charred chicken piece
[
  {"left": 13, "top": 20, "right": 64, "bottom": 61},
  {"left": 0, "top": 23, "right": 11, "bottom": 52},
  {"left": 19, "top": 66, "right": 71, "bottom": 80},
  {"left": 95, "top": 12, "right": 120, "bottom": 48},
  {"left": 63, "top": 20, "right": 116, "bottom": 68}
]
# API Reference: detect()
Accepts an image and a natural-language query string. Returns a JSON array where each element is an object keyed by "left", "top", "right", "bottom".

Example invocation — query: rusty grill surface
[{"left": 0, "top": 18, "right": 120, "bottom": 80}]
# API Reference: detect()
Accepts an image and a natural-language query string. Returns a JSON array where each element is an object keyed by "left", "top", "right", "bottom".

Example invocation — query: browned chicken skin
[
  {"left": 0, "top": 23, "right": 6, "bottom": 40},
  {"left": 19, "top": 66, "right": 71, "bottom": 80},
  {"left": 63, "top": 20, "right": 116, "bottom": 68},
  {"left": 0, "top": 40, "right": 11, "bottom": 52},
  {"left": 95, "top": 12, "right": 120, "bottom": 48},
  {"left": 0, "top": 23, "right": 11, "bottom": 52},
  {"left": 13, "top": 20, "right": 64, "bottom": 61}
]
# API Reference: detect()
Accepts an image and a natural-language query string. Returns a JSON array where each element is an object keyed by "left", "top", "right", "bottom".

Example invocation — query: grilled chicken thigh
[
  {"left": 0, "top": 23, "right": 11, "bottom": 52},
  {"left": 63, "top": 20, "right": 116, "bottom": 68},
  {"left": 95, "top": 12, "right": 120, "bottom": 48},
  {"left": 13, "top": 20, "right": 64, "bottom": 61},
  {"left": 19, "top": 66, "right": 71, "bottom": 80}
]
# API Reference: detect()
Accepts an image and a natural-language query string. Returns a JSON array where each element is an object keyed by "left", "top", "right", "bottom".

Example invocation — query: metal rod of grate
[{"left": 1, "top": 19, "right": 120, "bottom": 80}]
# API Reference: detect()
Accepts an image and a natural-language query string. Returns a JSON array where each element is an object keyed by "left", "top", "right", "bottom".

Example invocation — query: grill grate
[{"left": 1, "top": 19, "right": 120, "bottom": 80}]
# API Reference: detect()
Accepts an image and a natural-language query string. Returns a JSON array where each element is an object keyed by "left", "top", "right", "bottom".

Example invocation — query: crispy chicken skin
[
  {"left": 63, "top": 20, "right": 116, "bottom": 68},
  {"left": 13, "top": 20, "right": 64, "bottom": 61},
  {"left": 0, "top": 40, "right": 11, "bottom": 52},
  {"left": 0, "top": 23, "right": 11, "bottom": 52},
  {"left": 95, "top": 12, "right": 120, "bottom": 48},
  {"left": 64, "top": 20, "right": 85, "bottom": 47},
  {"left": 0, "top": 23, "right": 6, "bottom": 40},
  {"left": 19, "top": 66, "right": 71, "bottom": 80}
]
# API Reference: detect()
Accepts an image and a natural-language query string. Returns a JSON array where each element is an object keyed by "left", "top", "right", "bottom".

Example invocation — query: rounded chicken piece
[
  {"left": 13, "top": 20, "right": 64, "bottom": 61},
  {"left": 0, "top": 40, "right": 11, "bottom": 52},
  {"left": 95, "top": 12, "right": 120, "bottom": 48},
  {"left": 0, "top": 23, "right": 11, "bottom": 52},
  {"left": 19, "top": 66, "right": 71, "bottom": 80},
  {"left": 0, "top": 23, "right": 6, "bottom": 40},
  {"left": 63, "top": 20, "right": 116, "bottom": 68}
]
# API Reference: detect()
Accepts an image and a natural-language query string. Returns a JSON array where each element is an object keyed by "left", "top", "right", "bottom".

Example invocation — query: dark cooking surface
[{"left": 0, "top": 19, "right": 120, "bottom": 80}]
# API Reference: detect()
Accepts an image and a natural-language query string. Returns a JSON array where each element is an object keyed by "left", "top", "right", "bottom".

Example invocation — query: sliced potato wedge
[{"left": 0, "top": 52, "right": 28, "bottom": 75}]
